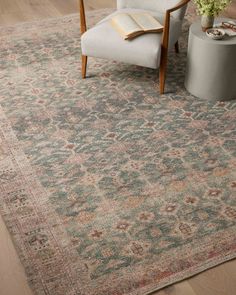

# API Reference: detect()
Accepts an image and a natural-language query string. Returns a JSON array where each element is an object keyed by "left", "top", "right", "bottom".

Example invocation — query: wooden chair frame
[{"left": 79, "top": 0, "right": 190, "bottom": 94}]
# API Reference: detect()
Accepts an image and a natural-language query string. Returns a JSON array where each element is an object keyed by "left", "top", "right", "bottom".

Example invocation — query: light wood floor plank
[
  {"left": 189, "top": 260, "right": 236, "bottom": 295},
  {"left": 157, "top": 281, "right": 197, "bottom": 295},
  {"left": 49, "top": 0, "right": 79, "bottom": 15},
  {"left": 0, "top": 215, "right": 33, "bottom": 295}
]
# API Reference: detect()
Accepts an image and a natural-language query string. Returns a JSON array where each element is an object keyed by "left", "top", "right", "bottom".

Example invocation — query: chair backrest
[{"left": 117, "top": 0, "right": 187, "bottom": 20}]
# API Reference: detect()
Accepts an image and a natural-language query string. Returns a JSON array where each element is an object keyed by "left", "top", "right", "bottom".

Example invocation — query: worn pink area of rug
[{"left": 0, "top": 6, "right": 236, "bottom": 295}]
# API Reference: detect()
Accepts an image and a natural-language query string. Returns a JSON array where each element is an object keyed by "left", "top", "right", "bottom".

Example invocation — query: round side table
[{"left": 185, "top": 19, "right": 236, "bottom": 101}]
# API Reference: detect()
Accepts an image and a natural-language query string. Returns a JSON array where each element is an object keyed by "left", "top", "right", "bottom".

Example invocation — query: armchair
[{"left": 79, "top": 0, "right": 190, "bottom": 94}]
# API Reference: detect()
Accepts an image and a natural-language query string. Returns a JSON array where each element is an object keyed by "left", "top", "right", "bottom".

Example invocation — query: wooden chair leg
[
  {"left": 159, "top": 47, "right": 168, "bottom": 95},
  {"left": 175, "top": 41, "right": 179, "bottom": 54},
  {"left": 82, "top": 55, "right": 87, "bottom": 79}
]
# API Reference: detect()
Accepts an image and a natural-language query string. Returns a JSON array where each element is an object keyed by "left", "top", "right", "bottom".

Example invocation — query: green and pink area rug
[{"left": 0, "top": 6, "right": 236, "bottom": 295}]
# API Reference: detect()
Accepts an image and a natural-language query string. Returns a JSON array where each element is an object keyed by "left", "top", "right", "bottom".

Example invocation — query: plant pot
[{"left": 201, "top": 15, "right": 214, "bottom": 32}]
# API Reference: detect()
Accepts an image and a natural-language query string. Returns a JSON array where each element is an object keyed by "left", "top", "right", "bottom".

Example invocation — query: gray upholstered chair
[{"left": 79, "top": 0, "right": 190, "bottom": 94}]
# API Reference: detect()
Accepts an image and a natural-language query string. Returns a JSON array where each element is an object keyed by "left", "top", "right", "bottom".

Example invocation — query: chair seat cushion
[{"left": 81, "top": 8, "right": 182, "bottom": 69}]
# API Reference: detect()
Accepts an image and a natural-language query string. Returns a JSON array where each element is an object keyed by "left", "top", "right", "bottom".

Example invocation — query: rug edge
[
  {"left": 0, "top": 9, "right": 114, "bottom": 36},
  {"left": 142, "top": 251, "right": 236, "bottom": 295}
]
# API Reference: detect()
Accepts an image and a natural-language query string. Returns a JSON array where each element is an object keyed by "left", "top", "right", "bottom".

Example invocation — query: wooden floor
[{"left": 0, "top": 1, "right": 236, "bottom": 295}]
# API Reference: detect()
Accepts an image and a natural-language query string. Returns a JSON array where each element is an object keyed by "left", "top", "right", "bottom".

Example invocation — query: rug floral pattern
[{"left": 0, "top": 6, "right": 236, "bottom": 295}]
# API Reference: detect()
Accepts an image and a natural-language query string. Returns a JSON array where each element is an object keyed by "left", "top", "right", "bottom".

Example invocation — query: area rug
[{"left": 0, "top": 6, "right": 236, "bottom": 295}]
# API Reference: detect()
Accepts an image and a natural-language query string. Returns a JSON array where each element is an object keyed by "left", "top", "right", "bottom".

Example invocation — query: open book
[
  {"left": 214, "top": 21, "right": 236, "bottom": 36},
  {"left": 111, "top": 13, "right": 164, "bottom": 40}
]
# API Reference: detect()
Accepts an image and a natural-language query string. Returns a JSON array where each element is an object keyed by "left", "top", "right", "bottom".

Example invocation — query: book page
[
  {"left": 131, "top": 13, "right": 163, "bottom": 32},
  {"left": 223, "top": 28, "right": 236, "bottom": 36},
  {"left": 111, "top": 13, "right": 142, "bottom": 39},
  {"left": 214, "top": 21, "right": 236, "bottom": 36}
]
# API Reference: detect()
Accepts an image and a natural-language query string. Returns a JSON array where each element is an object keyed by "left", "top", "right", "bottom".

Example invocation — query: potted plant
[{"left": 194, "top": 0, "right": 232, "bottom": 31}]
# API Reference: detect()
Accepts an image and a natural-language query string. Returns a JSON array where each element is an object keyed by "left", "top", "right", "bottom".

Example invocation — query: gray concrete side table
[{"left": 185, "top": 19, "right": 236, "bottom": 100}]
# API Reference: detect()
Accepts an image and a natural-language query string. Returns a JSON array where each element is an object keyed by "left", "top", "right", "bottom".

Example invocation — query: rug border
[{"left": 0, "top": 106, "right": 83, "bottom": 295}]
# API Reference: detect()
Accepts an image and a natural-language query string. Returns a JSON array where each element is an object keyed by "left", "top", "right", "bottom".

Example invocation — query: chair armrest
[
  {"left": 79, "top": 0, "right": 87, "bottom": 35},
  {"left": 166, "top": 0, "right": 190, "bottom": 14},
  {"left": 159, "top": 0, "right": 190, "bottom": 86},
  {"left": 162, "top": 0, "right": 190, "bottom": 50}
]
